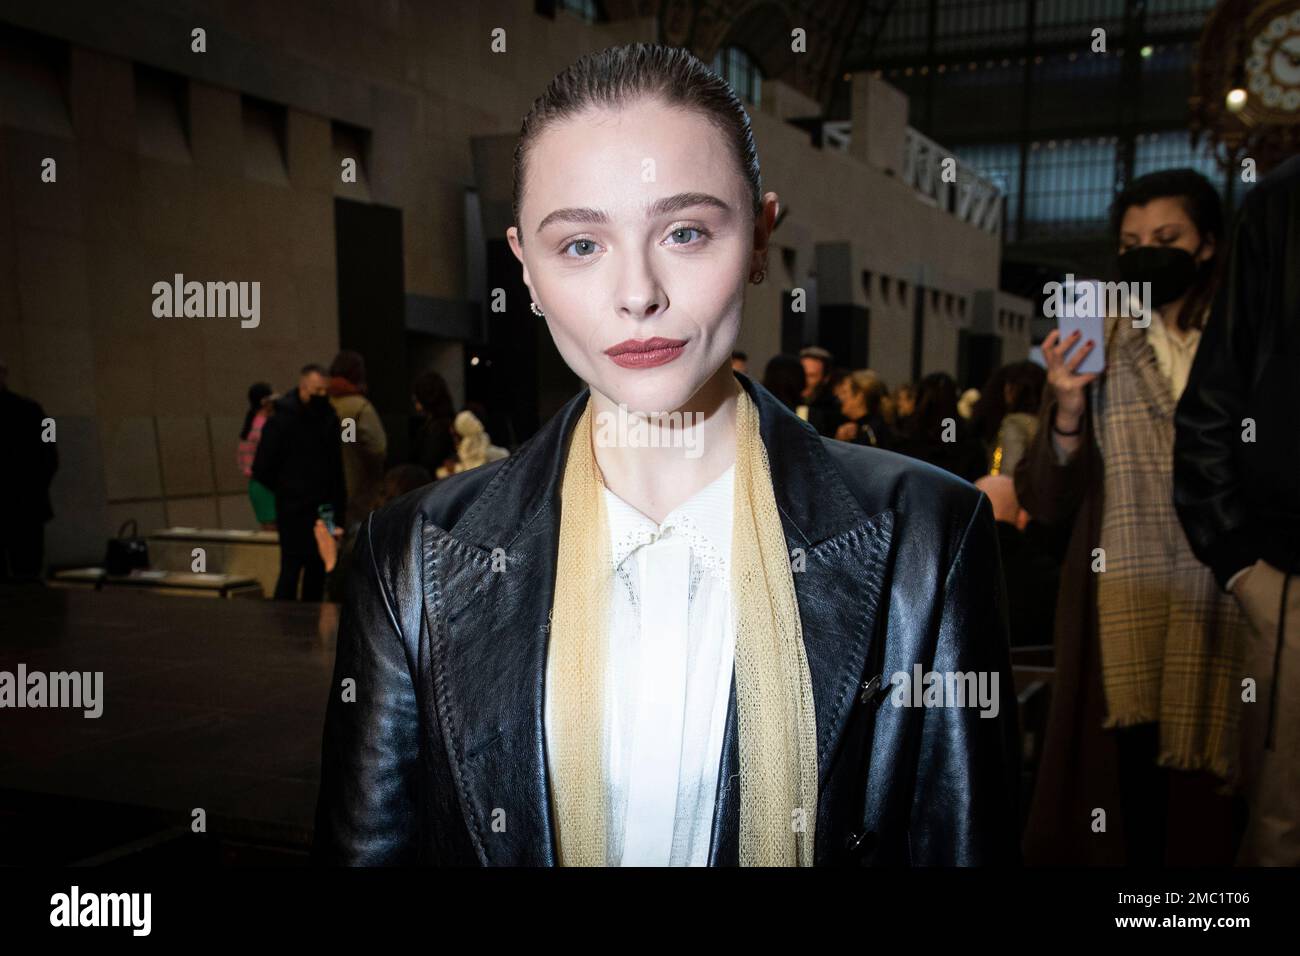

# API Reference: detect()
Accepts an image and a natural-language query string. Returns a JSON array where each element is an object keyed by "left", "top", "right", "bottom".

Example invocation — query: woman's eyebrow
[{"left": 535, "top": 192, "right": 734, "bottom": 234}]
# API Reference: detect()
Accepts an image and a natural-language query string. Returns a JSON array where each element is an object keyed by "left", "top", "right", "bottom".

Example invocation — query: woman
[
  {"left": 237, "top": 382, "right": 276, "bottom": 529},
  {"left": 1016, "top": 168, "right": 1242, "bottom": 865},
  {"left": 892, "top": 372, "right": 987, "bottom": 483},
  {"left": 834, "top": 370, "right": 895, "bottom": 449},
  {"left": 314, "top": 43, "right": 1017, "bottom": 867},
  {"left": 892, "top": 382, "right": 917, "bottom": 431},
  {"left": 971, "top": 361, "right": 1046, "bottom": 478}
]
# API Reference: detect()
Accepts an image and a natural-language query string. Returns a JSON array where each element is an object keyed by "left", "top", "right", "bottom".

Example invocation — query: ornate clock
[
  {"left": 1190, "top": 0, "right": 1300, "bottom": 178},
  {"left": 1241, "top": 3, "right": 1300, "bottom": 124}
]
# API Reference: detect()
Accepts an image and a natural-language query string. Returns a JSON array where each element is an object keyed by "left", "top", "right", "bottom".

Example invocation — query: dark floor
[{"left": 0, "top": 584, "right": 336, "bottom": 865}]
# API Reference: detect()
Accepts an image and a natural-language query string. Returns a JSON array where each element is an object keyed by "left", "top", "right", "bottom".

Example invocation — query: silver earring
[
  {"left": 530, "top": 301, "right": 544, "bottom": 317},
  {"left": 750, "top": 269, "right": 766, "bottom": 284}
]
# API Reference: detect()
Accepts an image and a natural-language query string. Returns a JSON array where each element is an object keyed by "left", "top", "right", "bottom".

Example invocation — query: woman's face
[
  {"left": 508, "top": 96, "right": 778, "bottom": 414},
  {"left": 837, "top": 381, "right": 864, "bottom": 418},
  {"left": 1118, "top": 196, "right": 1213, "bottom": 264}
]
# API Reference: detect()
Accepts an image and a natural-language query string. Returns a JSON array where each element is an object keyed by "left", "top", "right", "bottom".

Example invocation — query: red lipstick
[{"left": 604, "top": 336, "right": 688, "bottom": 369}]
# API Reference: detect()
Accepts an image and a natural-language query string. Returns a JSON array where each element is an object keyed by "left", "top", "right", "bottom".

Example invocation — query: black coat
[
  {"left": 312, "top": 372, "right": 1020, "bottom": 865},
  {"left": 252, "top": 391, "right": 346, "bottom": 543},
  {"left": 0, "top": 387, "right": 58, "bottom": 524},
  {"left": 1174, "top": 154, "right": 1300, "bottom": 588}
]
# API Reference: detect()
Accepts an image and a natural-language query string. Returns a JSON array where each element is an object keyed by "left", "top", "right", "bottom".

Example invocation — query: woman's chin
[{"left": 592, "top": 368, "right": 704, "bottom": 416}]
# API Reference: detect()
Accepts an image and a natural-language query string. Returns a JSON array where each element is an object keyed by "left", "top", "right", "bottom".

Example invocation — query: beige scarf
[
  {"left": 546, "top": 378, "right": 819, "bottom": 866},
  {"left": 1095, "top": 315, "right": 1242, "bottom": 780}
]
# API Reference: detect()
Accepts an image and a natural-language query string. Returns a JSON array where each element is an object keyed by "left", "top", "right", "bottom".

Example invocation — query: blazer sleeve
[
  {"left": 909, "top": 492, "right": 1022, "bottom": 864},
  {"left": 312, "top": 512, "right": 420, "bottom": 864},
  {"left": 1173, "top": 199, "right": 1266, "bottom": 589},
  {"left": 1013, "top": 385, "right": 1093, "bottom": 530}
]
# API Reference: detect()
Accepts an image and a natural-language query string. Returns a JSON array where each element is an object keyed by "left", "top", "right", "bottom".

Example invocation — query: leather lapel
[
  {"left": 421, "top": 390, "right": 587, "bottom": 866},
  {"left": 708, "top": 375, "right": 895, "bottom": 864}
]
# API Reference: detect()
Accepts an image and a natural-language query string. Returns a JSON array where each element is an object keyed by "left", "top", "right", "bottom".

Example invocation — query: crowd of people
[
  {"left": 237, "top": 351, "right": 508, "bottom": 604},
  {"left": 729, "top": 162, "right": 1299, "bottom": 867}
]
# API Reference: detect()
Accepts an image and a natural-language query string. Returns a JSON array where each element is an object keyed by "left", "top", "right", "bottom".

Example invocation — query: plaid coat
[{"left": 1015, "top": 315, "right": 1244, "bottom": 864}]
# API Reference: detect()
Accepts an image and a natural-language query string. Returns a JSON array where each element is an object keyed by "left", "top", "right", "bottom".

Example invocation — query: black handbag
[{"left": 105, "top": 519, "right": 150, "bottom": 576}]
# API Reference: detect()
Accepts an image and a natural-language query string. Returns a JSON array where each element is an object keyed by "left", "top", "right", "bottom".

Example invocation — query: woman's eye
[
  {"left": 562, "top": 239, "right": 600, "bottom": 258},
  {"left": 666, "top": 226, "right": 707, "bottom": 246}
]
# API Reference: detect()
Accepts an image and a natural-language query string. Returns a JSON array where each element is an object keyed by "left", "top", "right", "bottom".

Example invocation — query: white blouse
[
  {"left": 1145, "top": 313, "right": 1202, "bottom": 402},
  {"left": 544, "top": 463, "right": 737, "bottom": 866}
]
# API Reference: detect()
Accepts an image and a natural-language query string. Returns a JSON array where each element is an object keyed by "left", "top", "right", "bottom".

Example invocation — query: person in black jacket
[
  {"left": 892, "top": 372, "right": 987, "bottom": 483},
  {"left": 0, "top": 359, "right": 58, "bottom": 582},
  {"left": 1173, "top": 154, "right": 1300, "bottom": 865},
  {"left": 313, "top": 43, "right": 1018, "bottom": 867},
  {"left": 799, "top": 345, "right": 842, "bottom": 438},
  {"left": 253, "top": 363, "right": 346, "bottom": 601}
]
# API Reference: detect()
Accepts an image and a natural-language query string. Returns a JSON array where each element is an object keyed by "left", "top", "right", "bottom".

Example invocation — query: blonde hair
[{"left": 845, "top": 370, "right": 894, "bottom": 424}]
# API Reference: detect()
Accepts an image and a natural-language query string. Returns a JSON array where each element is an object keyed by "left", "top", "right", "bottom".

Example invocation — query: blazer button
[{"left": 858, "top": 674, "right": 883, "bottom": 705}]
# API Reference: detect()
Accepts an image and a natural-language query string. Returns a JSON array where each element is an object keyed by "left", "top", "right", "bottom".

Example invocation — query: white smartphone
[{"left": 1055, "top": 279, "right": 1106, "bottom": 374}]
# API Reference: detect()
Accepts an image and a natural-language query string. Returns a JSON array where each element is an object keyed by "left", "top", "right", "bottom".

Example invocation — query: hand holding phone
[
  {"left": 317, "top": 504, "right": 337, "bottom": 535},
  {"left": 1054, "top": 279, "right": 1106, "bottom": 375}
]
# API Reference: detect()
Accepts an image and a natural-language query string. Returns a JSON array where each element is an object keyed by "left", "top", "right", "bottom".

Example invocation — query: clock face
[{"left": 1245, "top": 9, "right": 1300, "bottom": 114}]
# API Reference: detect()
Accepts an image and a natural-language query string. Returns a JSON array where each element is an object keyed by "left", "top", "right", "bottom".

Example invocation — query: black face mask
[
  {"left": 1116, "top": 245, "right": 1201, "bottom": 309},
  {"left": 308, "top": 393, "right": 331, "bottom": 413}
]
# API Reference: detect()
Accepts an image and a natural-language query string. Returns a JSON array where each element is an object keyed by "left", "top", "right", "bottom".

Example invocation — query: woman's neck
[
  {"left": 1159, "top": 294, "right": 1188, "bottom": 338},
  {"left": 589, "top": 363, "right": 739, "bottom": 524}
]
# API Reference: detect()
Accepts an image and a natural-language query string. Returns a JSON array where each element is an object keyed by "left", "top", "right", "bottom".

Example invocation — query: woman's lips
[{"left": 604, "top": 337, "right": 688, "bottom": 369}]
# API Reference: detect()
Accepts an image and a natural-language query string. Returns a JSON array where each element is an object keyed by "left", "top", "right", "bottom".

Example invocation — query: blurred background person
[
  {"left": 0, "top": 358, "right": 58, "bottom": 583},
  {"left": 798, "top": 345, "right": 840, "bottom": 436},
  {"left": 1174, "top": 154, "right": 1300, "bottom": 866},
  {"left": 892, "top": 382, "right": 917, "bottom": 434},
  {"left": 760, "top": 354, "right": 809, "bottom": 420},
  {"left": 892, "top": 372, "right": 985, "bottom": 482},
  {"left": 327, "top": 350, "right": 387, "bottom": 525},
  {"left": 409, "top": 368, "right": 456, "bottom": 480},
  {"left": 1016, "top": 168, "right": 1240, "bottom": 866},
  {"left": 973, "top": 360, "right": 1048, "bottom": 478},
  {"left": 253, "top": 363, "right": 346, "bottom": 602},
  {"left": 834, "top": 369, "right": 895, "bottom": 449},
  {"left": 957, "top": 387, "right": 981, "bottom": 421},
  {"left": 238, "top": 382, "right": 278, "bottom": 530},
  {"left": 435, "top": 409, "right": 510, "bottom": 479}
]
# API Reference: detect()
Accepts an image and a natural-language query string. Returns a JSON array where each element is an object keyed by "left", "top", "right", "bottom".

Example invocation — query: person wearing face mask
[
  {"left": 252, "top": 363, "right": 347, "bottom": 601},
  {"left": 313, "top": 44, "right": 1019, "bottom": 868},
  {"left": 1173, "top": 155, "right": 1300, "bottom": 866},
  {"left": 1015, "top": 168, "right": 1244, "bottom": 866}
]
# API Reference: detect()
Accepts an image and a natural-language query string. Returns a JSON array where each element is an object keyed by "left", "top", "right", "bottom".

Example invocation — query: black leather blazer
[{"left": 312, "top": 372, "right": 1021, "bottom": 865}]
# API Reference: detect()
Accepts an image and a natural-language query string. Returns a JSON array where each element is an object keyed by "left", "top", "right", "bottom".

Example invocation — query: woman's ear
[
  {"left": 750, "top": 191, "right": 780, "bottom": 276},
  {"left": 1196, "top": 233, "right": 1216, "bottom": 265},
  {"left": 507, "top": 225, "right": 538, "bottom": 304}
]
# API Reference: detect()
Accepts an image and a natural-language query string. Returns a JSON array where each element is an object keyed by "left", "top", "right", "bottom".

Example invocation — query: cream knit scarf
[{"left": 546, "top": 378, "right": 819, "bottom": 866}]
